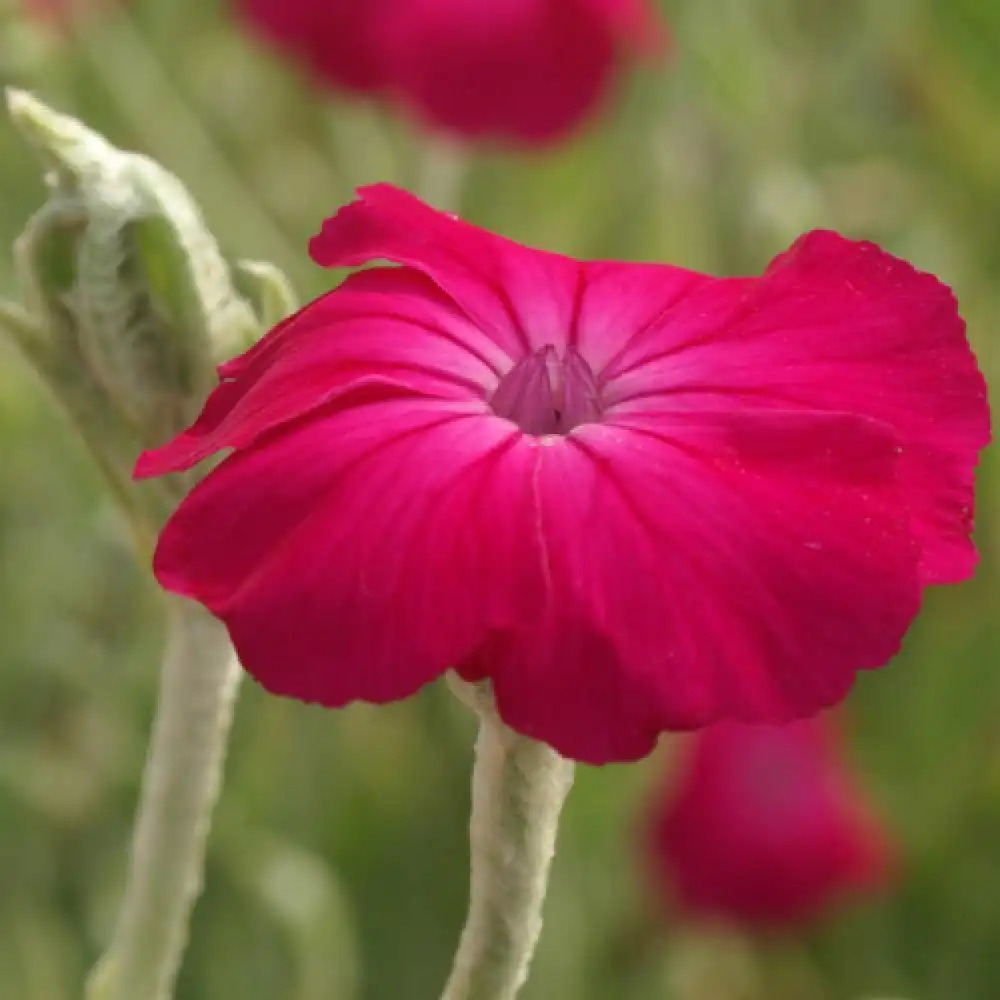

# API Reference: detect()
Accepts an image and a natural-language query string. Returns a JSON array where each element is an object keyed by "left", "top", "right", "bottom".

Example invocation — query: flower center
[{"left": 490, "top": 345, "right": 603, "bottom": 435}]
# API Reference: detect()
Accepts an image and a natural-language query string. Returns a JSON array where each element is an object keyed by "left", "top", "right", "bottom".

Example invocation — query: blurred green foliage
[{"left": 0, "top": 0, "right": 997, "bottom": 998}]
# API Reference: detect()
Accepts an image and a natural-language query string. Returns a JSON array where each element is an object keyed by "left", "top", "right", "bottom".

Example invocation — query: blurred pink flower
[
  {"left": 236, "top": 0, "right": 391, "bottom": 94},
  {"left": 234, "top": 0, "right": 665, "bottom": 145},
  {"left": 646, "top": 719, "right": 895, "bottom": 926},
  {"left": 136, "top": 184, "right": 988, "bottom": 764}
]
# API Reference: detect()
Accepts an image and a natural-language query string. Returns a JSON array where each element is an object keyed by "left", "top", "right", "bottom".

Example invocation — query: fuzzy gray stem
[
  {"left": 87, "top": 599, "right": 241, "bottom": 1000},
  {"left": 441, "top": 681, "right": 575, "bottom": 1000}
]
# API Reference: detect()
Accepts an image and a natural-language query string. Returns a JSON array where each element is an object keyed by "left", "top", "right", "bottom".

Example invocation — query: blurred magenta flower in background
[
  {"left": 646, "top": 718, "right": 895, "bottom": 926},
  {"left": 136, "top": 184, "right": 988, "bottom": 765},
  {"left": 233, "top": 0, "right": 665, "bottom": 144}
]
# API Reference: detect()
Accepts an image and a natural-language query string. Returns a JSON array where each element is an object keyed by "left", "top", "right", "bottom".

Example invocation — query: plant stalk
[
  {"left": 441, "top": 679, "right": 575, "bottom": 1000},
  {"left": 87, "top": 599, "right": 241, "bottom": 1000}
]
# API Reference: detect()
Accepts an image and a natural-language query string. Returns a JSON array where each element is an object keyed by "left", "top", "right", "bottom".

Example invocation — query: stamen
[{"left": 490, "top": 345, "right": 603, "bottom": 434}]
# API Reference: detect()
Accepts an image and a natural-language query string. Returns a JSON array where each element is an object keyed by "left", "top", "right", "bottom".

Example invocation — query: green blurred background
[{"left": 0, "top": 0, "right": 998, "bottom": 997}]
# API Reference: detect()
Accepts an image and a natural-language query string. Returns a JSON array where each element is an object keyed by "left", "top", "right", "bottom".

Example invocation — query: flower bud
[
  {"left": 237, "top": 259, "right": 299, "bottom": 328},
  {"left": 0, "top": 90, "right": 285, "bottom": 534}
]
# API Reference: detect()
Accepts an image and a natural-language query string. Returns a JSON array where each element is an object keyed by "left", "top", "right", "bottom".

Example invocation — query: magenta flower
[
  {"left": 645, "top": 718, "right": 895, "bottom": 925},
  {"left": 234, "top": 0, "right": 664, "bottom": 145},
  {"left": 237, "top": 0, "right": 391, "bottom": 95},
  {"left": 136, "top": 185, "right": 989, "bottom": 764}
]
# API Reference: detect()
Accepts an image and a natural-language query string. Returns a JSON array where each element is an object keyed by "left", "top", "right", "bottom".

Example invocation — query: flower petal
[
  {"left": 382, "top": 0, "right": 622, "bottom": 143},
  {"left": 309, "top": 184, "right": 584, "bottom": 358},
  {"left": 650, "top": 718, "right": 894, "bottom": 925},
  {"left": 135, "top": 266, "right": 499, "bottom": 478},
  {"left": 153, "top": 398, "right": 466, "bottom": 605},
  {"left": 584, "top": 0, "right": 668, "bottom": 51},
  {"left": 603, "top": 233, "right": 990, "bottom": 584},
  {"left": 154, "top": 400, "right": 549, "bottom": 706},
  {"left": 574, "top": 259, "right": 714, "bottom": 372},
  {"left": 466, "top": 409, "right": 921, "bottom": 763},
  {"left": 237, "top": 0, "right": 394, "bottom": 93}
]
